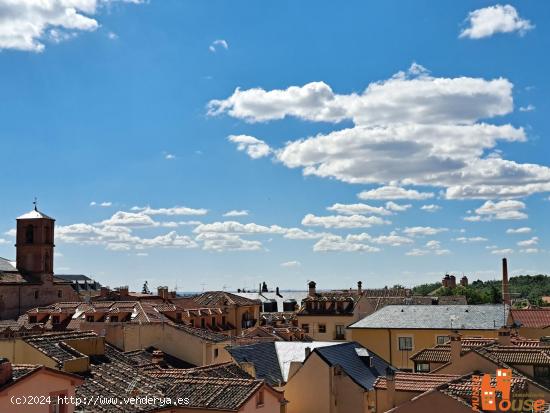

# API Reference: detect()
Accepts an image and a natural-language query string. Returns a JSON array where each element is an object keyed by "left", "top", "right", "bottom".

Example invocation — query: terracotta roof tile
[{"left": 374, "top": 372, "right": 461, "bottom": 392}]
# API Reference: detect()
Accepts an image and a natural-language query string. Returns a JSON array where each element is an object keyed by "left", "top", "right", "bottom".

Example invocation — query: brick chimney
[
  {"left": 308, "top": 281, "right": 316, "bottom": 297},
  {"left": 460, "top": 276, "right": 468, "bottom": 287},
  {"left": 357, "top": 281, "right": 363, "bottom": 294},
  {"left": 157, "top": 286, "right": 168, "bottom": 300},
  {"left": 497, "top": 326, "right": 511, "bottom": 346},
  {"left": 0, "top": 358, "right": 13, "bottom": 386},
  {"left": 450, "top": 331, "right": 462, "bottom": 365},
  {"left": 502, "top": 258, "right": 511, "bottom": 306},
  {"left": 305, "top": 346, "right": 312, "bottom": 359},
  {"left": 117, "top": 286, "right": 129, "bottom": 298},
  {"left": 385, "top": 367, "right": 396, "bottom": 409},
  {"left": 100, "top": 286, "right": 110, "bottom": 297}
]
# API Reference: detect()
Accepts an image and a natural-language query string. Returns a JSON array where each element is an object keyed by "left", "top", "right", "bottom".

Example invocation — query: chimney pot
[
  {"left": 357, "top": 281, "right": 363, "bottom": 294},
  {"left": 305, "top": 346, "right": 312, "bottom": 358},
  {"left": 308, "top": 281, "right": 316, "bottom": 297},
  {"left": 385, "top": 367, "right": 396, "bottom": 408},
  {"left": 450, "top": 331, "right": 462, "bottom": 364}
]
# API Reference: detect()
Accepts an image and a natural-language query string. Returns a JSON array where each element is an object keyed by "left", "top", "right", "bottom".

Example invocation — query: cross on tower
[{"left": 33, "top": 197, "right": 38, "bottom": 211}]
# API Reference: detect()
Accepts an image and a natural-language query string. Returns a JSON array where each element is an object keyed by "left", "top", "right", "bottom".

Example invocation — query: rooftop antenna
[
  {"left": 200, "top": 282, "right": 207, "bottom": 292},
  {"left": 33, "top": 197, "right": 38, "bottom": 211}
]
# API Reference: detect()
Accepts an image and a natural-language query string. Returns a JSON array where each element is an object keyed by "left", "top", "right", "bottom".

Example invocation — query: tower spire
[{"left": 33, "top": 197, "right": 38, "bottom": 211}]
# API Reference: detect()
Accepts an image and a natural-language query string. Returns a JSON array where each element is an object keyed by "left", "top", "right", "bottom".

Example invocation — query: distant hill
[{"left": 411, "top": 274, "right": 550, "bottom": 306}]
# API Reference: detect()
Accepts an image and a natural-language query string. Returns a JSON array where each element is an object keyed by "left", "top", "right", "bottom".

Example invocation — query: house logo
[{"left": 471, "top": 369, "right": 545, "bottom": 412}]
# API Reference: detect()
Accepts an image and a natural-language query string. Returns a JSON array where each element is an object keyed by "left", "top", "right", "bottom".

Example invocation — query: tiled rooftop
[
  {"left": 147, "top": 362, "right": 251, "bottom": 380},
  {"left": 374, "top": 372, "right": 461, "bottom": 392},
  {"left": 193, "top": 291, "right": 261, "bottom": 307},
  {"left": 510, "top": 309, "right": 550, "bottom": 328},
  {"left": 23, "top": 330, "right": 98, "bottom": 364}
]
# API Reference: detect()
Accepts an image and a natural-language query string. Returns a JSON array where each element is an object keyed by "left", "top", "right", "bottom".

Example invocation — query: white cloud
[
  {"left": 517, "top": 237, "right": 539, "bottom": 247},
  {"left": 132, "top": 206, "right": 208, "bottom": 216},
  {"left": 228, "top": 135, "right": 272, "bottom": 159},
  {"left": 0, "top": 238, "right": 8, "bottom": 244},
  {"left": 195, "top": 233, "right": 262, "bottom": 252},
  {"left": 467, "top": 200, "right": 527, "bottom": 221},
  {"left": 491, "top": 248, "right": 514, "bottom": 255},
  {"left": 90, "top": 201, "right": 97, "bottom": 206},
  {"left": 370, "top": 232, "right": 413, "bottom": 246},
  {"left": 358, "top": 186, "right": 434, "bottom": 200},
  {"left": 313, "top": 234, "right": 380, "bottom": 253},
  {"left": 100, "top": 211, "right": 158, "bottom": 227},
  {"left": 194, "top": 221, "right": 287, "bottom": 235},
  {"left": 326, "top": 203, "right": 393, "bottom": 216},
  {"left": 520, "top": 248, "right": 539, "bottom": 254},
  {"left": 421, "top": 204, "right": 441, "bottom": 213},
  {"left": 165, "top": 153, "right": 176, "bottom": 160},
  {"left": 460, "top": 5, "right": 534, "bottom": 39},
  {"left": 209, "top": 39, "right": 228, "bottom": 52},
  {"left": 385, "top": 201, "right": 412, "bottom": 212},
  {"left": 4, "top": 229, "right": 16, "bottom": 237},
  {"left": 519, "top": 104, "right": 535, "bottom": 112},
  {"left": 0, "top": 0, "right": 142, "bottom": 52},
  {"left": 281, "top": 260, "right": 301, "bottom": 267},
  {"left": 282, "top": 228, "right": 326, "bottom": 240},
  {"left": 406, "top": 241, "right": 450, "bottom": 256},
  {"left": 100, "top": 201, "right": 112, "bottom": 207},
  {"left": 403, "top": 226, "right": 448, "bottom": 237},
  {"left": 107, "top": 31, "right": 118, "bottom": 40},
  {"left": 453, "top": 236, "right": 488, "bottom": 243},
  {"left": 506, "top": 227, "right": 532, "bottom": 234},
  {"left": 210, "top": 65, "right": 550, "bottom": 199},
  {"left": 301, "top": 214, "right": 390, "bottom": 229},
  {"left": 223, "top": 210, "right": 249, "bottom": 217}
]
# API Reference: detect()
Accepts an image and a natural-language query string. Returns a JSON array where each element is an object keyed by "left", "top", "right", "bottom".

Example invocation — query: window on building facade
[
  {"left": 111, "top": 316, "right": 118, "bottom": 322},
  {"left": 214, "top": 348, "right": 219, "bottom": 358},
  {"left": 212, "top": 317, "right": 216, "bottom": 327},
  {"left": 436, "top": 335, "right": 449, "bottom": 345},
  {"left": 318, "top": 324, "right": 326, "bottom": 333},
  {"left": 201, "top": 318, "right": 206, "bottom": 328},
  {"left": 52, "top": 316, "right": 60, "bottom": 324},
  {"left": 222, "top": 316, "right": 226, "bottom": 325},
  {"left": 58, "top": 290, "right": 62, "bottom": 298},
  {"left": 29, "top": 316, "right": 37, "bottom": 323},
  {"left": 416, "top": 363, "right": 430, "bottom": 373},
  {"left": 398, "top": 336, "right": 413, "bottom": 351},
  {"left": 86, "top": 316, "right": 94, "bottom": 322},
  {"left": 190, "top": 319, "right": 195, "bottom": 327},
  {"left": 256, "top": 389, "right": 264, "bottom": 407},
  {"left": 302, "top": 324, "right": 309, "bottom": 333},
  {"left": 335, "top": 325, "right": 345, "bottom": 340},
  {"left": 34, "top": 290, "right": 39, "bottom": 299}
]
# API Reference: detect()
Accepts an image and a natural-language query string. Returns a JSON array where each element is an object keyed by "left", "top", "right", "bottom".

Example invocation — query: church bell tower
[{"left": 15, "top": 202, "right": 55, "bottom": 279}]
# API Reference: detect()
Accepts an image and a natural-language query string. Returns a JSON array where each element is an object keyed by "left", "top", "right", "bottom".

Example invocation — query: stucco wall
[
  {"left": 295, "top": 315, "right": 353, "bottom": 341},
  {"left": 0, "top": 339, "right": 58, "bottom": 368},
  {"left": 349, "top": 328, "right": 498, "bottom": 370},
  {"left": 0, "top": 369, "right": 80, "bottom": 413}
]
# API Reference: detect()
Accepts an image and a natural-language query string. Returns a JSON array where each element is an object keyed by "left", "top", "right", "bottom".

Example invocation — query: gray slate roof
[
  {"left": 349, "top": 305, "right": 508, "bottom": 330},
  {"left": 0, "top": 257, "right": 17, "bottom": 272},
  {"left": 314, "top": 342, "right": 394, "bottom": 390}
]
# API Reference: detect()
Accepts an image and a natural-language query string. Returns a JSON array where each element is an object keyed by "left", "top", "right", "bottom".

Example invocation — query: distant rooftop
[{"left": 349, "top": 305, "right": 508, "bottom": 330}]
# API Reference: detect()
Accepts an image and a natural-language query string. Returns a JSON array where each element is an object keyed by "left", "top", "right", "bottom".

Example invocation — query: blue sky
[{"left": 0, "top": 0, "right": 548, "bottom": 292}]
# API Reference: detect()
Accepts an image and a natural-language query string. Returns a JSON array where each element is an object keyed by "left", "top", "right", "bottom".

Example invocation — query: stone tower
[{"left": 15, "top": 205, "right": 55, "bottom": 280}]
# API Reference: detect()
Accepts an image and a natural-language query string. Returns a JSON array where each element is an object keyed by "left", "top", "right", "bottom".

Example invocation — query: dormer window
[
  {"left": 86, "top": 315, "right": 94, "bottom": 322},
  {"left": 52, "top": 316, "right": 60, "bottom": 324}
]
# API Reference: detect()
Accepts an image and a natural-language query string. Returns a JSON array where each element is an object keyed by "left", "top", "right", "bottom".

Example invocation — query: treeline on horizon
[{"left": 410, "top": 274, "right": 550, "bottom": 307}]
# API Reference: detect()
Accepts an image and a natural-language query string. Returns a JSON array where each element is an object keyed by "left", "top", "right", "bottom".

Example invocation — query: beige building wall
[
  {"left": 375, "top": 388, "right": 424, "bottom": 413},
  {"left": 81, "top": 322, "right": 232, "bottom": 366},
  {"left": 0, "top": 339, "right": 58, "bottom": 368},
  {"left": 386, "top": 389, "right": 473, "bottom": 413},
  {"left": 296, "top": 315, "right": 353, "bottom": 341},
  {"left": 349, "top": 328, "right": 498, "bottom": 370},
  {"left": 0, "top": 370, "right": 81, "bottom": 413}
]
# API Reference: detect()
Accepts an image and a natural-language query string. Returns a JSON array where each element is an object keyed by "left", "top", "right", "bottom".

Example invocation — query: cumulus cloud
[
  {"left": 281, "top": 260, "right": 301, "bottom": 267},
  {"left": 131, "top": 206, "right": 208, "bottom": 216},
  {"left": 209, "top": 39, "right": 228, "bottom": 52},
  {"left": 517, "top": 237, "right": 539, "bottom": 247},
  {"left": 313, "top": 234, "right": 380, "bottom": 253},
  {"left": 228, "top": 135, "right": 272, "bottom": 159},
  {"left": 406, "top": 240, "right": 450, "bottom": 256},
  {"left": 491, "top": 248, "right": 514, "bottom": 255},
  {"left": 460, "top": 5, "right": 534, "bottom": 39},
  {"left": 358, "top": 186, "right": 434, "bottom": 200},
  {"left": 210, "top": 64, "right": 550, "bottom": 199},
  {"left": 223, "top": 210, "right": 249, "bottom": 217},
  {"left": 0, "top": 0, "right": 142, "bottom": 52},
  {"left": 385, "top": 201, "right": 412, "bottom": 212},
  {"left": 403, "top": 226, "right": 448, "bottom": 237},
  {"left": 421, "top": 204, "right": 441, "bottom": 213},
  {"left": 326, "top": 203, "right": 393, "bottom": 216},
  {"left": 519, "top": 104, "right": 535, "bottom": 112},
  {"left": 466, "top": 200, "right": 527, "bottom": 221},
  {"left": 453, "top": 236, "right": 488, "bottom": 243},
  {"left": 195, "top": 233, "right": 262, "bottom": 252},
  {"left": 506, "top": 227, "right": 532, "bottom": 234},
  {"left": 301, "top": 214, "right": 390, "bottom": 229}
]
